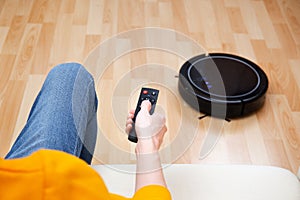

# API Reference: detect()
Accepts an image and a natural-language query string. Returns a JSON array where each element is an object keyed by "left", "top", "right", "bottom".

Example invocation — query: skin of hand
[
  {"left": 125, "top": 100, "right": 167, "bottom": 153},
  {"left": 125, "top": 100, "right": 168, "bottom": 191}
]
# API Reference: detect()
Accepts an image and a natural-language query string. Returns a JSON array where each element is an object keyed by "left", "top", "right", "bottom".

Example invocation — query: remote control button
[
  {"left": 150, "top": 98, "right": 156, "bottom": 104},
  {"left": 143, "top": 90, "right": 148, "bottom": 95},
  {"left": 151, "top": 91, "right": 157, "bottom": 96}
]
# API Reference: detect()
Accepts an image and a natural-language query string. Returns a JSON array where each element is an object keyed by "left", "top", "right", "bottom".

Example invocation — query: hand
[
  {"left": 126, "top": 100, "right": 168, "bottom": 191},
  {"left": 126, "top": 100, "right": 167, "bottom": 153}
]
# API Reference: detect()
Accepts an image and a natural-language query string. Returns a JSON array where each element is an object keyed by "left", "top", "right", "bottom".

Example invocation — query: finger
[
  {"left": 125, "top": 123, "right": 132, "bottom": 134},
  {"left": 127, "top": 113, "right": 134, "bottom": 120},
  {"left": 140, "top": 100, "right": 151, "bottom": 113},
  {"left": 126, "top": 118, "right": 133, "bottom": 126},
  {"left": 127, "top": 110, "right": 135, "bottom": 118}
]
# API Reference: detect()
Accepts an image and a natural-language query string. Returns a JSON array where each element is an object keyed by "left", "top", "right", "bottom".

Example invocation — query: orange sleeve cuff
[{"left": 133, "top": 185, "right": 172, "bottom": 200}]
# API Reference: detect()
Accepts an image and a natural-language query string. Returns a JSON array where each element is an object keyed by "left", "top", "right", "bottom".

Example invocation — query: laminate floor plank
[{"left": 0, "top": 0, "right": 299, "bottom": 174}]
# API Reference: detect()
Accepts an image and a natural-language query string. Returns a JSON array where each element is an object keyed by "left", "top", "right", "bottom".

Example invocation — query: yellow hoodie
[{"left": 0, "top": 150, "right": 171, "bottom": 200}]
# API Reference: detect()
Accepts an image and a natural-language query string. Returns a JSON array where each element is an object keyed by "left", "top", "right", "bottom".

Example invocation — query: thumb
[
  {"left": 136, "top": 100, "right": 152, "bottom": 129},
  {"left": 139, "top": 100, "right": 151, "bottom": 114}
]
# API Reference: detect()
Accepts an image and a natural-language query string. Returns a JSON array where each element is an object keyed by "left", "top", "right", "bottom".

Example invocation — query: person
[{"left": 0, "top": 63, "right": 171, "bottom": 200}]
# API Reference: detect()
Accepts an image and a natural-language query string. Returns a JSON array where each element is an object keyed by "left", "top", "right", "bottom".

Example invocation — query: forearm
[{"left": 135, "top": 141, "right": 167, "bottom": 191}]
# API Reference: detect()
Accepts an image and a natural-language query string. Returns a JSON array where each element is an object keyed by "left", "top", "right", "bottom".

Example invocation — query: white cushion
[{"left": 92, "top": 164, "right": 300, "bottom": 200}]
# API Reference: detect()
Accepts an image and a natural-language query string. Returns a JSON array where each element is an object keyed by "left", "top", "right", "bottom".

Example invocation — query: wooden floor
[{"left": 0, "top": 0, "right": 300, "bottom": 174}]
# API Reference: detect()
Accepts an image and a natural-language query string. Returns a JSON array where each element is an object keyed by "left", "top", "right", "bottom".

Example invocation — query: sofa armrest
[{"left": 92, "top": 164, "right": 300, "bottom": 200}]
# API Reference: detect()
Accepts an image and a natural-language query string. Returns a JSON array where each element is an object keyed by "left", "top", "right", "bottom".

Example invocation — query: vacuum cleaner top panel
[
  {"left": 179, "top": 53, "right": 269, "bottom": 118},
  {"left": 188, "top": 55, "right": 260, "bottom": 98}
]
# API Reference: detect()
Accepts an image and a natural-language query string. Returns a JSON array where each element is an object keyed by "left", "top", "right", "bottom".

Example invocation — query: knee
[
  {"left": 48, "top": 63, "right": 94, "bottom": 82},
  {"left": 49, "top": 62, "right": 83, "bottom": 76}
]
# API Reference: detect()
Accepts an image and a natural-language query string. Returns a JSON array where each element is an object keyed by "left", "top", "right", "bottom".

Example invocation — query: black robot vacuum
[{"left": 178, "top": 53, "right": 268, "bottom": 118}]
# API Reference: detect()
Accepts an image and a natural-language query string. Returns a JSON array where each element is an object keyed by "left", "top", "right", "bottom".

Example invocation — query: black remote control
[{"left": 128, "top": 87, "right": 159, "bottom": 143}]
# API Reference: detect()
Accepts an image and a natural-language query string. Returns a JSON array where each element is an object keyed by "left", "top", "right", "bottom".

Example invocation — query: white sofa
[{"left": 92, "top": 164, "right": 300, "bottom": 200}]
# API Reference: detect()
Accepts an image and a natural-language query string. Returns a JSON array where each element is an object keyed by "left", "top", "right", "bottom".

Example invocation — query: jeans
[{"left": 5, "top": 63, "right": 98, "bottom": 164}]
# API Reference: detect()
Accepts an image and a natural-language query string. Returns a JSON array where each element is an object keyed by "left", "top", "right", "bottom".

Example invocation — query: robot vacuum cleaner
[{"left": 178, "top": 53, "right": 268, "bottom": 118}]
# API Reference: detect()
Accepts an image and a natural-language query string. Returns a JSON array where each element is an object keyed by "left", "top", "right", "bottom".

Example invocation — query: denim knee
[{"left": 50, "top": 63, "right": 85, "bottom": 77}]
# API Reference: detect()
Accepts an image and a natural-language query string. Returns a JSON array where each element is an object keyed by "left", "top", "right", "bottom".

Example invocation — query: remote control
[{"left": 128, "top": 87, "right": 159, "bottom": 143}]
